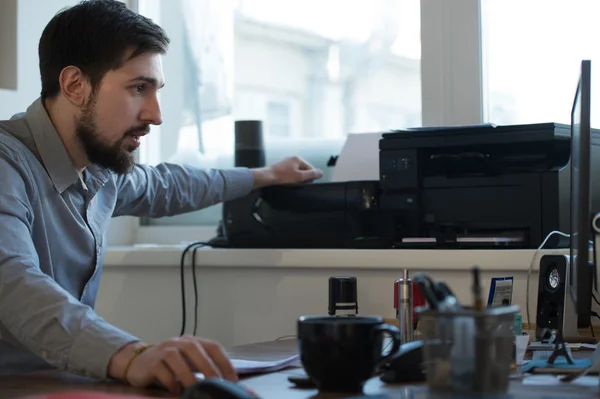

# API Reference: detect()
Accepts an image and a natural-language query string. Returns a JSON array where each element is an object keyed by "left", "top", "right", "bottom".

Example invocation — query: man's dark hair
[{"left": 39, "top": 0, "right": 170, "bottom": 101}]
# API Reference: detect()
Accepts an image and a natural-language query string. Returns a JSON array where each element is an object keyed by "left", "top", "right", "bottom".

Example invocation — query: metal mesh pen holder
[{"left": 417, "top": 305, "right": 519, "bottom": 395}]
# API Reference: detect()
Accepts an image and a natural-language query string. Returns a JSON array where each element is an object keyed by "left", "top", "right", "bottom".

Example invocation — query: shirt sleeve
[
  {"left": 112, "top": 162, "right": 255, "bottom": 217},
  {"left": 0, "top": 155, "right": 140, "bottom": 379}
]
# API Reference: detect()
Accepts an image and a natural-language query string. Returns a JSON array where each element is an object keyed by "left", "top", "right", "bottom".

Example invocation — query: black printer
[
  {"left": 219, "top": 180, "right": 389, "bottom": 249},
  {"left": 219, "top": 122, "right": 600, "bottom": 249},
  {"left": 378, "top": 123, "right": 600, "bottom": 249}
]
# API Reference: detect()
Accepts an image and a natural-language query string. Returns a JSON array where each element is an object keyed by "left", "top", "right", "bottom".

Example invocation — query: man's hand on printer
[{"left": 252, "top": 156, "right": 323, "bottom": 188}]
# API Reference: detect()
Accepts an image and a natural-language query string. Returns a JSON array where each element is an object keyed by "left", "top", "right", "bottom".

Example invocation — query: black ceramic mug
[{"left": 297, "top": 315, "right": 402, "bottom": 393}]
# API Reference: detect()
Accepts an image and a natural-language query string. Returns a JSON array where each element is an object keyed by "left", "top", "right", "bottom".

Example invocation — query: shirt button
[
  {"left": 97, "top": 245, "right": 102, "bottom": 253},
  {"left": 41, "top": 350, "right": 48, "bottom": 358}
]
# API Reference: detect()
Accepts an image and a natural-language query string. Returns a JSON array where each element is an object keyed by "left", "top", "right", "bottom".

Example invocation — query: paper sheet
[
  {"left": 231, "top": 355, "right": 300, "bottom": 374},
  {"left": 330, "top": 132, "right": 382, "bottom": 182},
  {"left": 194, "top": 354, "right": 300, "bottom": 379}
]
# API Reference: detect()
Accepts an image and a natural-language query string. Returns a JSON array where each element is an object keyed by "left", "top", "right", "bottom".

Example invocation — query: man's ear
[{"left": 58, "top": 66, "right": 90, "bottom": 107}]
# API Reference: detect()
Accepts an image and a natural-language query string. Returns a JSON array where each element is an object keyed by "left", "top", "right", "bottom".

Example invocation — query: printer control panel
[{"left": 380, "top": 149, "right": 418, "bottom": 190}]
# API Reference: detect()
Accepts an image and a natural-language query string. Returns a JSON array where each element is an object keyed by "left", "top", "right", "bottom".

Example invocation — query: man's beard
[{"left": 74, "top": 97, "right": 148, "bottom": 175}]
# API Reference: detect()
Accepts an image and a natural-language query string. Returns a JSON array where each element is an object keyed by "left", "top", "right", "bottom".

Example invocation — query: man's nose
[{"left": 142, "top": 95, "right": 162, "bottom": 126}]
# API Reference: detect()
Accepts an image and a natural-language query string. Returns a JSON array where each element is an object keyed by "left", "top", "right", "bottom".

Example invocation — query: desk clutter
[
  {"left": 232, "top": 269, "right": 517, "bottom": 396},
  {"left": 291, "top": 269, "right": 600, "bottom": 397}
]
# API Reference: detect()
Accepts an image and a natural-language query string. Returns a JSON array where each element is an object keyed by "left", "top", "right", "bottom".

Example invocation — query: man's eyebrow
[{"left": 129, "top": 75, "right": 165, "bottom": 88}]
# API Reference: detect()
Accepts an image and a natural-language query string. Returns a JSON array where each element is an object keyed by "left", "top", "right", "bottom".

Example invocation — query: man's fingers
[
  {"left": 296, "top": 158, "right": 314, "bottom": 170},
  {"left": 177, "top": 338, "right": 222, "bottom": 379},
  {"left": 152, "top": 360, "right": 180, "bottom": 394},
  {"left": 162, "top": 347, "right": 197, "bottom": 388},
  {"left": 197, "top": 338, "right": 239, "bottom": 382},
  {"left": 299, "top": 168, "right": 323, "bottom": 181}
]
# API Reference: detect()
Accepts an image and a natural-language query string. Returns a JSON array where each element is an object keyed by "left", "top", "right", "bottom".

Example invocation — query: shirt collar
[{"left": 25, "top": 98, "right": 111, "bottom": 193}]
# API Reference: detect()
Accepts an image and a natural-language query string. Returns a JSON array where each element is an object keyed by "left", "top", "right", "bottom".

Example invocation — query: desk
[{"left": 1, "top": 339, "right": 599, "bottom": 399}]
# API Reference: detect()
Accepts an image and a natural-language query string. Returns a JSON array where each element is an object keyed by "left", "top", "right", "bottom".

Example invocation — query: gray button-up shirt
[{"left": 0, "top": 98, "right": 254, "bottom": 378}]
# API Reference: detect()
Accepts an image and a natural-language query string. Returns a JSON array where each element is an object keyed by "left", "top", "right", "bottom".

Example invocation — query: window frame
[{"left": 115, "top": 0, "right": 485, "bottom": 246}]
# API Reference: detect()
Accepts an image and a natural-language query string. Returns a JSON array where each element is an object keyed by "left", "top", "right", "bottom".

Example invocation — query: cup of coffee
[{"left": 297, "top": 315, "right": 402, "bottom": 393}]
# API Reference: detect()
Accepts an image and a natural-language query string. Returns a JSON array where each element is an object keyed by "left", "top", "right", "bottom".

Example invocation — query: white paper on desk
[
  {"left": 195, "top": 354, "right": 300, "bottom": 379},
  {"left": 330, "top": 132, "right": 382, "bottom": 182},
  {"left": 231, "top": 354, "right": 300, "bottom": 374}
]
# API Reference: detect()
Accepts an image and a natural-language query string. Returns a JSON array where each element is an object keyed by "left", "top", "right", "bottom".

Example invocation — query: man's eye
[{"left": 134, "top": 84, "right": 145, "bottom": 93}]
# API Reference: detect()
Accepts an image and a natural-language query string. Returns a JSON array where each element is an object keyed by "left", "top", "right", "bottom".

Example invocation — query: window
[
  {"left": 136, "top": 0, "right": 423, "bottom": 236},
  {"left": 483, "top": 0, "right": 600, "bottom": 126},
  {"left": 266, "top": 101, "right": 291, "bottom": 138}
]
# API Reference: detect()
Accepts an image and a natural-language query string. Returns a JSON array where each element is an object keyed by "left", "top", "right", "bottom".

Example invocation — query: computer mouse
[
  {"left": 181, "top": 378, "right": 262, "bottom": 399},
  {"left": 378, "top": 340, "right": 425, "bottom": 384}
]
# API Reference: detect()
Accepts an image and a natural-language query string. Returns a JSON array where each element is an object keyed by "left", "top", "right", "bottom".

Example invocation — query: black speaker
[
  {"left": 234, "top": 120, "right": 265, "bottom": 168},
  {"left": 536, "top": 254, "right": 568, "bottom": 340}
]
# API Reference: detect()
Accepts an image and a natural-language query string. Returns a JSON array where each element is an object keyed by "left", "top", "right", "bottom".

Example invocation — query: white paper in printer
[{"left": 330, "top": 132, "right": 382, "bottom": 182}]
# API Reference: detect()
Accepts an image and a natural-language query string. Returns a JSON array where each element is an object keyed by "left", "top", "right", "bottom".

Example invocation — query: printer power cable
[{"left": 179, "top": 241, "right": 211, "bottom": 337}]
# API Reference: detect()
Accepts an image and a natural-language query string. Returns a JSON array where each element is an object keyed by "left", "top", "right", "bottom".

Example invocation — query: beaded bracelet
[{"left": 122, "top": 344, "right": 152, "bottom": 383}]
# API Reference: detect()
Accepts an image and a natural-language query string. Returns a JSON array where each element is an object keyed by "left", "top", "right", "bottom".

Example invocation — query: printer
[{"left": 219, "top": 122, "right": 600, "bottom": 249}]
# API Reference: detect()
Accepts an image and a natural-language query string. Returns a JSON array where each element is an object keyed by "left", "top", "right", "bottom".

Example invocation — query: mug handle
[{"left": 373, "top": 323, "right": 402, "bottom": 364}]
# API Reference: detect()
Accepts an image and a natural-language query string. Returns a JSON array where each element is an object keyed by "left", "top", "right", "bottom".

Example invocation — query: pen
[{"left": 472, "top": 266, "right": 483, "bottom": 312}]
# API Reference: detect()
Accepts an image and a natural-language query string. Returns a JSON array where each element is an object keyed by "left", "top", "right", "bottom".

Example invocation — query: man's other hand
[
  {"left": 252, "top": 156, "right": 323, "bottom": 188},
  {"left": 108, "top": 336, "right": 237, "bottom": 394}
]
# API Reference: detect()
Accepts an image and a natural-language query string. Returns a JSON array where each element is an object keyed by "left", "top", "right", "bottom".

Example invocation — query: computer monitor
[{"left": 569, "top": 59, "right": 593, "bottom": 328}]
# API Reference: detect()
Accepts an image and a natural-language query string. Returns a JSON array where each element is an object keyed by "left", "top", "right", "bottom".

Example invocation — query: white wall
[
  {"left": 0, "top": 0, "right": 17, "bottom": 90},
  {"left": 0, "top": 0, "right": 80, "bottom": 116}
]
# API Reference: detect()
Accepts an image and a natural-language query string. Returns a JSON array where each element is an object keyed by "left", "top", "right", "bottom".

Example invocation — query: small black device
[
  {"left": 234, "top": 120, "right": 266, "bottom": 168},
  {"left": 378, "top": 340, "right": 425, "bottom": 384},
  {"left": 181, "top": 378, "right": 261, "bottom": 399},
  {"left": 287, "top": 370, "right": 316, "bottom": 388},
  {"left": 328, "top": 276, "right": 358, "bottom": 316}
]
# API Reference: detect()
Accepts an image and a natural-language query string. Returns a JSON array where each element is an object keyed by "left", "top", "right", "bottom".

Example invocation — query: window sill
[{"left": 104, "top": 245, "right": 567, "bottom": 271}]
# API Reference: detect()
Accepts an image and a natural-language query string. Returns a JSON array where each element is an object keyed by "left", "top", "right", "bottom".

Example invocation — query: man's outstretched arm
[
  {"left": 112, "top": 163, "right": 254, "bottom": 218},
  {"left": 112, "top": 157, "right": 323, "bottom": 218}
]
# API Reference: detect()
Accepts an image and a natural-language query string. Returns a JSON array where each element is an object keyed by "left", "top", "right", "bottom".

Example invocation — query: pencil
[{"left": 473, "top": 266, "right": 484, "bottom": 311}]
